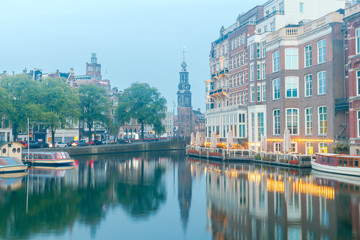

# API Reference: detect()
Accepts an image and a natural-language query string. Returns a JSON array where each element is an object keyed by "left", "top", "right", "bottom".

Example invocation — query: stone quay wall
[{"left": 36, "top": 139, "right": 186, "bottom": 156}]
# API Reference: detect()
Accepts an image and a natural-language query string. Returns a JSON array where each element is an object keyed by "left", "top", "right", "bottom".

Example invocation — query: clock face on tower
[
  {"left": 185, "top": 84, "right": 190, "bottom": 91},
  {"left": 88, "top": 66, "right": 93, "bottom": 71}
]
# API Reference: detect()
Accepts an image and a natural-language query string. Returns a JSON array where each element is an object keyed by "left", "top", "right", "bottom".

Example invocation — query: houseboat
[
  {"left": 312, "top": 153, "right": 360, "bottom": 176},
  {"left": 0, "top": 157, "right": 28, "bottom": 174},
  {"left": 23, "top": 151, "right": 74, "bottom": 165}
]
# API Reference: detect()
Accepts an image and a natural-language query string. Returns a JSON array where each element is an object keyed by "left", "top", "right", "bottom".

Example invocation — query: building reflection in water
[
  {"left": 177, "top": 157, "right": 193, "bottom": 231},
  {"left": 187, "top": 158, "right": 360, "bottom": 240},
  {"left": 0, "top": 153, "right": 169, "bottom": 240}
]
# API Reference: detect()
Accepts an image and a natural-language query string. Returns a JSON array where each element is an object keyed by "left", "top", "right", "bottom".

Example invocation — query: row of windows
[
  {"left": 273, "top": 142, "right": 327, "bottom": 155},
  {"left": 272, "top": 72, "right": 326, "bottom": 100},
  {"left": 230, "top": 91, "right": 247, "bottom": 106},
  {"left": 272, "top": 39, "right": 326, "bottom": 72},
  {"left": 230, "top": 52, "right": 246, "bottom": 69},
  {"left": 231, "top": 34, "right": 246, "bottom": 50},
  {"left": 273, "top": 107, "right": 327, "bottom": 136},
  {"left": 230, "top": 72, "right": 246, "bottom": 87}
]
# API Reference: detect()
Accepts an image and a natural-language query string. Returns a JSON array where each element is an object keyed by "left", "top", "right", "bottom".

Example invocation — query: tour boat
[
  {"left": 0, "top": 157, "right": 28, "bottom": 174},
  {"left": 22, "top": 151, "right": 74, "bottom": 165},
  {"left": 312, "top": 153, "right": 360, "bottom": 176}
]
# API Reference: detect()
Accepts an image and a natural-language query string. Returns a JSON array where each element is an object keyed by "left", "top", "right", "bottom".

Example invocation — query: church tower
[{"left": 177, "top": 51, "right": 194, "bottom": 137}]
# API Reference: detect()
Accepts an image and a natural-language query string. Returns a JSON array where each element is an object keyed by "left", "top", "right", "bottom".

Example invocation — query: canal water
[{"left": 0, "top": 151, "right": 359, "bottom": 239}]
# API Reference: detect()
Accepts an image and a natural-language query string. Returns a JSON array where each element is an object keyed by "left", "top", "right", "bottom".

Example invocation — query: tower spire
[{"left": 181, "top": 46, "right": 187, "bottom": 70}]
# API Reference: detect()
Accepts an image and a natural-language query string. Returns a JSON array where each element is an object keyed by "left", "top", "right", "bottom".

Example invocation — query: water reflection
[
  {"left": 1, "top": 152, "right": 360, "bottom": 239},
  {"left": 188, "top": 158, "right": 360, "bottom": 240}
]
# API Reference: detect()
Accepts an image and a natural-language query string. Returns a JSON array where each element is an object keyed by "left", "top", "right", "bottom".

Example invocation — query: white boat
[
  {"left": 312, "top": 153, "right": 360, "bottom": 176},
  {"left": 23, "top": 151, "right": 74, "bottom": 165},
  {"left": 0, "top": 157, "right": 28, "bottom": 174}
]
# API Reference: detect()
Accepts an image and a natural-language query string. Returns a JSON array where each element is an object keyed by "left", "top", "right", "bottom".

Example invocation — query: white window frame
[
  {"left": 257, "top": 64, "right": 261, "bottom": 80},
  {"left": 356, "top": 28, "right": 360, "bottom": 55},
  {"left": 250, "top": 44, "right": 254, "bottom": 60},
  {"left": 286, "top": 108, "right": 299, "bottom": 135},
  {"left": 273, "top": 78, "right": 280, "bottom": 100},
  {"left": 274, "top": 142, "right": 281, "bottom": 152},
  {"left": 256, "top": 43, "right": 261, "bottom": 58},
  {"left": 285, "top": 77, "right": 299, "bottom": 98},
  {"left": 318, "top": 106, "right": 327, "bottom": 135},
  {"left": 262, "top": 63, "right": 266, "bottom": 80},
  {"left": 305, "top": 142, "right": 313, "bottom": 155},
  {"left": 304, "top": 74, "right": 312, "bottom": 97},
  {"left": 250, "top": 63, "right": 254, "bottom": 81},
  {"left": 305, "top": 107, "right": 312, "bottom": 135},
  {"left": 358, "top": 111, "right": 360, "bottom": 138},
  {"left": 273, "top": 50, "right": 280, "bottom": 72},
  {"left": 250, "top": 85, "right": 255, "bottom": 102},
  {"left": 290, "top": 142, "right": 298, "bottom": 153},
  {"left": 357, "top": 71, "right": 360, "bottom": 96},
  {"left": 319, "top": 142, "right": 328, "bottom": 153},
  {"left": 304, "top": 44, "right": 312, "bottom": 68},
  {"left": 273, "top": 109, "right": 281, "bottom": 135},
  {"left": 317, "top": 71, "right": 326, "bottom": 95},
  {"left": 285, "top": 48, "right": 298, "bottom": 70},
  {"left": 317, "top": 39, "right": 326, "bottom": 64}
]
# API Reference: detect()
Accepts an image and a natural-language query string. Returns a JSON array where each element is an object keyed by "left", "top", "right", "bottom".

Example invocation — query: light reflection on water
[{"left": 0, "top": 151, "right": 359, "bottom": 239}]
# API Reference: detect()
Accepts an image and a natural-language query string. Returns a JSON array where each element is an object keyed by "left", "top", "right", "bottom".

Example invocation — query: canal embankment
[{"left": 35, "top": 139, "right": 186, "bottom": 156}]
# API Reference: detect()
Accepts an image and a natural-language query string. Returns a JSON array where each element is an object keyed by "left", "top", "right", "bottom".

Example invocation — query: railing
[
  {"left": 186, "top": 146, "right": 312, "bottom": 167},
  {"left": 256, "top": 10, "right": 284, "bottom": 24},
  {"left": 209, "top": 88, "right": 229, "bottom": 97},
  {"left": 211, "top": 68, "right": 229, "bottom": 79}
]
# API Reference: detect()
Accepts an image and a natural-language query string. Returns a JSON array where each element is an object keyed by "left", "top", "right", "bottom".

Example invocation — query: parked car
[
  {"left": 118, "top": 139, "right": 129, "bottom": 144},
  {"left": 89, "top": 140, "right": 102, "bottom": 145},
  {"left": 71, "top": 140, "right": 89, "bottom": 147},
  {"left": 55, "top": 142, "right": 67, "bottom": 148}
]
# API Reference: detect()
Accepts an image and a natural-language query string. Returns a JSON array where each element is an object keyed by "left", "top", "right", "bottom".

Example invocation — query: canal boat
[
  {"left": 0, "top": 157, "right": 28, "bottom": 174},
  {"left": 312, "top": 153, "right": 360, "bottom": 176},
  {"left": 22, "top": 151, "right": 74, "bottom": 165}
]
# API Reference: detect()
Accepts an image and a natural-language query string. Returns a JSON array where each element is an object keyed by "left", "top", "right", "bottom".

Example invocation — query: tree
[
  {"left": 40, "top": 77, "right": 80, "bottom": 147},
  {"left": 78, "top": 84, "right": 110, "bottom": 141},
  {"left": 0, "top": 75, "right": 43, "bottom": 141},
  {"left": 116, "top": 83, "right": 166, "bottom": 141}
]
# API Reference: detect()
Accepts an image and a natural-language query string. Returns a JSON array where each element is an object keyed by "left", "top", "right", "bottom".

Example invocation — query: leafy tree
[
  {"left": 0, "top": 75, "right": 43, "bottom": 141},
  {"left": 116, "top": 83, "right": 166, "bottom": 141},
  {"left": 78, "top": 84, "right": 110, "bottom": 140},
  {"left": 40, "top": 77, "right": 80, "bottom": 147}
]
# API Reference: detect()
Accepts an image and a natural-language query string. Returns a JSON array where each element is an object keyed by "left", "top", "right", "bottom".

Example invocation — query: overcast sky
[{"left": 0, "top": 0, "right": 263, "bottom": 112}]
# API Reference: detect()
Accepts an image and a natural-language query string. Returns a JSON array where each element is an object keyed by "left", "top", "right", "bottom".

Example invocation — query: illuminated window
[
  {"left": 305, "top": 142, "right": 313, "bottom": 155},
  {"left": 319, "top": 142, "right": 327, "bottom": 153}
]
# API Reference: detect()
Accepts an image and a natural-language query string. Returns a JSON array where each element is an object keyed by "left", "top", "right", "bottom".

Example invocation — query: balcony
[
  {"left": 256, "top": 10, "right": 284, "bottom": 24},
  {"left": 211, "top": 68, "right": 229, "bottom": 79},
  {"left": 209, "top": 87, "right": 229, "bottom": 97},
  {"left": 335, "top": 98, "right": 349, "bottom": 115}
]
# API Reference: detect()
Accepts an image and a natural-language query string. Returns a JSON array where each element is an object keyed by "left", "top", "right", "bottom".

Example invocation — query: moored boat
[
  {"left": 312, "top": 153, "right": 360, "bottom": 176},
  {"left": 0, "top": 157, "right": 28, "bottom": 174},
  {"left": 22, "top": 151, "right": 74, "bottom": 165}
]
